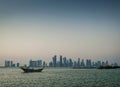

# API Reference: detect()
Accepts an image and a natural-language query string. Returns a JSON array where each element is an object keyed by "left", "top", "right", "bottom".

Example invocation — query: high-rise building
[
  {"left": 60, "top": 55, "right": 63, "bottom": 67},
  {"left": 92, "top": 61, "right": 95, "bottom": 67},
  {"left": 5, "top": 60, "right": 8, "bottom": 67},
  {"left": 74, "top": 61, "right": 77, "bottom": 67},
  {"left": 29, "top": 60, "right": 33, "bottom": 67},
  {"left": 102, "top": 61, "right": 105, "bottom": 66},
  {"left": 89, "top": 59, "right": 92, "bottom": 67},
  {"left": 105, "top": 60, "right": 109, "bottom": 66},
  {"left": 81, "top": 59, "right": 85, "bottom": 67},
  {"left": 69, "top": 58, "right": 73, "bottom": 67},
  {"left": 86, "top": 59, "right": 92, "bottom": 67},
  {"left": 66, "top": 60, "right": 69, "bottom": 67},
  {"left": 86, "top": 59, "right": 89, "bottom": 67},
  {"left": 16, "top": 63, "right": 20, "bottom": 67},
  {"left": 112, "top": 63, "right": 118, "bottom": 66},
  {"left": 38, "top": 60, "right": 42, "bottom": 67},
  {"left": 97, "top": 61, "right": 101, "bottom": 67},
  {"left": 43, "top": 61, "right": 46, "bottom": 67},
  {"left": 11, "top": 61, "right": 13, "bottom": 67},
  {"left": 29, "top": 60, "right": 42, "bottom": 67},
  {"left": 77, "top": 58, "right": 80, "bottom": 67},
  {"left": 49, "top": 61, "right": 53, "bottom": 67},
  {"left": 5, "top": 60, "right": 13, "bottom": 67},
  {"left": 52, "top": 55, "right": 57, "bottom": 67},
  {"left": 63, "top": 57, "right": 67, "bottom": 67}
]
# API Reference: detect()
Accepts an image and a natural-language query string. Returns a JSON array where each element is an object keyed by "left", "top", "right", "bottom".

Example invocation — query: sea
[{"left": 0, "top": 68, "right": 120, "bottom": 87}]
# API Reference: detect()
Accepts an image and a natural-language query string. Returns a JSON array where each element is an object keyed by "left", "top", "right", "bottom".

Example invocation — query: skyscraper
[
  {"left": 60, "top": 55, "right": 63, "bottom": 67},
  {"left": 38, "top": 60, "right": 42, "bottom": 67},
  {"left": 74, "top": 61, "right": 77, "bottom": 67},
  {"left": 29, "top": 60, "right": 42, "bottom": 67},
  {"left": 63, "top": 57, "right": 67, "bottom": 67},
  {"left": 97, "top": 61, "right": 102, "bottom": 67},
  {"left": 81, "top": 59, "right": 85, "bottom": 67},
  {"left": 86, "top": 59, "right": 92, "bottom": 67},
  {"left": 77, "top": 58, "right": 80, "bottom": 67},
  {"left": 43, "top": 61, "right": 46, "bottom": 67},
  {"left": 16, "top": 63, "right": 20, "bottom": 67},
  {"left": 69, "top": 58, "right": 73, "bottom": 67},
  {"left": 52, "top": 55, "right": 57, "bottom": 67}
]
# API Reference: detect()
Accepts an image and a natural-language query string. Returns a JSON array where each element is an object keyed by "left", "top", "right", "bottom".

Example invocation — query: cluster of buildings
[
  {"left": 27, "top": 55, "right": 118, "bottom": 68},
  {"left": 5, "top": 60, "right": 20, "bottom": 67},
  {"left": 48, "top": 55, "right": 110, "bottom": 68},
  {"left": 29, "top": 60, "right": 46, "bottom": 67},
  {"left": 4, "top": 55, "right": 118, "bottom": 68}
]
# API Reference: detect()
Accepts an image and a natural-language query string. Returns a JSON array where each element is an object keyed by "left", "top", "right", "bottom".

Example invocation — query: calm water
[{"left": 0, "top": 68, "right": 120, "bottom": 87}]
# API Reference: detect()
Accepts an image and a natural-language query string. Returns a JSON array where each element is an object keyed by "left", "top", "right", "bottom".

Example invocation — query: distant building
[
  {"left": 5, "top": 60, "right": 20, "bottom": 67},
  {"left": 86, "top": 59, "right": 92, "bottom": 67},
  {"left": 52, "top": 55, "right": 57, "bottom": 67},
  {"left": 49, "top": 61, "right": 53, "bottom": 67},
  {"left": 63, "top": 57, "right": 67, "bottom": 67},
  {"left": 105, "top": 60, "right": 109, "bottom": 66},
  {"left": 16, "top": 63, "right": 20, "bottom": 67},
  {"left": 43, "top": 61, "right": 46, "bottom": 67},
  {"left": 12, "top": 64, "right": 15, "bottom": 67},
  {"left": 96, "top": 61, "right": 101, "bottom": 67},
  {"left": 59, "top": 55, "right": 63, "bottom": 67},
  {"left": 77, "top": 58, "right": 80, "bottom": 67},
  {"left": 92, "top": 61, "right": 95, "bottom": 67},
  {"left": 112, "top": 63, "right": 118, "bottom": 66},
  {"left": 10, "top": 61, "right": 13, "bottom": 67},
  {"left": 5, "top": 60, "right": 13, "bottom": 67},
  {"left": 74, "top": 61, "right": 77, "bottom": 67},
  {"left": 29, "top": 60, "right": 42, "bottom": 67},
  {"left": 102, "top": 61, "right": 105, "bottom": 66},
  {"left": 69, "top": 58, "right": 73, "bottom": 67},
  {"left": 81, "top": 59, "right": 85, "bottom": 67},
  {"left": 38, "top": 60, "right": 42, "bottom": 67}
]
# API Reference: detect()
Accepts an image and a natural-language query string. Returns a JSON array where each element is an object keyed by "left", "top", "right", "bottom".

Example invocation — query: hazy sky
[{"left": 0, "top": 0, "right": 120, "bottom": 65}]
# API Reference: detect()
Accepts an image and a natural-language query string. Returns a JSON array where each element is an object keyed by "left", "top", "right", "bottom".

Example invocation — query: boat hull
[
  {"left": 97, "top": 66, "right": 120, "bottom": 69},
  {"left": 20, "top": 67, "right": 43, "bottom": 73}
]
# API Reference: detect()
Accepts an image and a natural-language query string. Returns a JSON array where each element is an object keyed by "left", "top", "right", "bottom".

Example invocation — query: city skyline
[
  {"left": 2, "top": 55, "right": 120, "bottom": 66},
  {"left": 4, "top": 55, "right": 118, "bottom": 67},
  {"left": 0, "top": 0, "right": 120, "bottom": 65}
]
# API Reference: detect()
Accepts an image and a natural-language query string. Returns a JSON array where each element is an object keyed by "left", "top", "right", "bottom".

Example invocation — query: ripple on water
[{"left": 0, "top": 68, "right": 120, "bottom": 87}]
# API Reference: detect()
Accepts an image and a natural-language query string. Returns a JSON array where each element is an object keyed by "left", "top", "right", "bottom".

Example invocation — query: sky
[{"left": 0, "top": 0, "right": 120, "bottom": 65}]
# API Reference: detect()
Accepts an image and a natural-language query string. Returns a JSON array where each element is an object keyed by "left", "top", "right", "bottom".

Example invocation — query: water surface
[{"left": 0, "top": 68, "right": 120, "bottom": 87}]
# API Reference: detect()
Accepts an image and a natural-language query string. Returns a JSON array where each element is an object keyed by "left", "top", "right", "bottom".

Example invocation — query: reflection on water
[{"left": 0, "top": 68, "right": 120, "bottom": 87}]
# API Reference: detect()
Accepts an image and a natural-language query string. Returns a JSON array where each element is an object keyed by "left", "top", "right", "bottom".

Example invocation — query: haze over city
[{"left": 0, "top": 0, "right": 120, "bottom": 66}]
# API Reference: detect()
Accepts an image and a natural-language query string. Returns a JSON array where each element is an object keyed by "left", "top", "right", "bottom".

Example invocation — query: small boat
[
  {"left": 97, "top": 66, "right": 120, "bottom": 69},
  {"left": 20, "top": 67, "right": 44, "bottom": 73}
]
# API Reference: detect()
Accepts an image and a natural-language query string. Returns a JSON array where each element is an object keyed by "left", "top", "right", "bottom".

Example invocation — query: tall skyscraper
[
  {"left": 49, "top": 61, "right": 53, "bottom": 67},
  {"left": 105, "top": 60, "right": 109, "bottom": 66},
  {"left": 38, "top": 60, "right": 42, "bottom": 67},
  {"left": 86, "top": 59, "right": 92, "bottom": 67},
  {"left": 77, "top": 58, "right": 80, "bottom": 67},
  {"left": 52, "top": 55, "right": 57, "bottom": 67},
  {"left": 74, "top": 61, "right": 77, "bottom": 67},
  {"left": 63, "top": 57, "right": 67, "bottom": 67},
  {"left": 81, "top": 59, "right": 85, "bottom": 67},
  {"left": 69, "top": 58, "right": 73, "bottom": 67},
  {"left": 16, "top": 63, "right": 20, "bottom": 67},
  {"left": 60, "top": 55, "right": 63, "bottom": 67},
  {"left": 97, "top": 61, "right": 101, "bottom": 67},
  {"left": 11, "top": 61, "right": 13, "bottom": 67},
  {"left": 43, "top": 61, "right": 46, "bottom": 67}
]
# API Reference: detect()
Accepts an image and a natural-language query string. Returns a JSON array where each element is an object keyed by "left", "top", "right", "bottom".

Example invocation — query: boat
[
  {"left": 97, "top": 66, "right": 120, "bottom": 69},
  {"left": 20, "top": 67, "right": 44, "bottom": 73}
]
